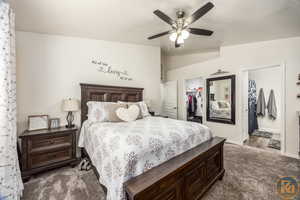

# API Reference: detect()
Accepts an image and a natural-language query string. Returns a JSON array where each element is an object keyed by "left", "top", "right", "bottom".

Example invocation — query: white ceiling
[{"left": 13, "top": 0, "right": 300, "bottom": 55}]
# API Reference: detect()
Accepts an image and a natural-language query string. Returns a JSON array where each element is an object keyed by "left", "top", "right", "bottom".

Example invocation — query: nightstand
[{"left": 19, "top": 126, "right": 77, "bottom": 181}]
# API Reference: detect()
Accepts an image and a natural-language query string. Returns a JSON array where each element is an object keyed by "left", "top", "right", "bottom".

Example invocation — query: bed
[
  {"left": 209, "top": 100, "right": 231, "bottom": 119},
  {"left": 79, "top": 83, "right": 225, "bottom": 200}
]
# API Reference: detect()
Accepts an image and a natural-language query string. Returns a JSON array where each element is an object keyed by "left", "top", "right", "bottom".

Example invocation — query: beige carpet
[
  {"left": 244, "top": 135, "right": 280, "bottom": 153},
  {"left": 22, "top": 143, "right": 300, "bottom": 200}
]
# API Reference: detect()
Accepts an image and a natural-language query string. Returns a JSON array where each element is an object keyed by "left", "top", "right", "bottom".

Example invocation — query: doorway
[
  {"left": 162, "top": 81, "right": 178, "bottom": 119},
  {"left": 184, "top": 77, "right": 204, "bottom": 123},
  {"left": 241, "top": 64, "right": 286, "bottom": 153}
]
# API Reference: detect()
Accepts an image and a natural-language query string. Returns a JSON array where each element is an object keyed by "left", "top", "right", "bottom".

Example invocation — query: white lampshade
[
  {"left": 62, "top": 98, "right": 79, "bottom": 112},
  {"left": 181, "top": 30, "right": 190, "bottom": 39},
  {"left": 169, "top": 32, "right": 177, "bottom": 42},
  {"left": 177, "top": 35, "right": 184, "bottom": 44}
]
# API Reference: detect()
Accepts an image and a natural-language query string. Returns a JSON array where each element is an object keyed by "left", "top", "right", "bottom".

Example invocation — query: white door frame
[{"left": 240, "top": 62, "right": 286, "bottom": 154}]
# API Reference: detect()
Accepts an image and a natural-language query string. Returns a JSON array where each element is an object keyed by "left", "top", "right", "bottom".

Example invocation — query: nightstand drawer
[
  {"left": 30, "top": 134, "right": 72, "bottom": 151},
  {"left": 30, "top": 148, "right": 72, "bottom": 169}
]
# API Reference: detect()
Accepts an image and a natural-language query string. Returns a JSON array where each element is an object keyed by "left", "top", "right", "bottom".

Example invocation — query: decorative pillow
[
  {"left": 87, "top": 101, "right": 107, "bottom": 122},
  {"left": 116, "top": 105, "right": 140, "bottom": 122},
  {"left": 87, "top": 101, "right": 127, "bottom": 122},
  {"left": 118, "top": 101, "right": 142, "bottom": 119},
  {"left": 218, "top": 102, "right": 228, "bottom": 109},
  {"left": 118, "top": 101, "right": 150, "bottom": 118},
  {"left": 105, "top": 103, "right": 127, "bottom": 122},
  {"left": 137, "top": 101, "right": 150, "bottom": 118}
]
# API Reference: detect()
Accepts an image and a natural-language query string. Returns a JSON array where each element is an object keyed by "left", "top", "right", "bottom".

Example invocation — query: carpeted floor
[
  {"left": 22, "top": 143, "right": 300, "bottom": 200},
  {"left": 251, "top": 130, "right": 273, "bottom": 138},
  {"left": 244, "top": 135, "right": 281, "bottom": 153}
]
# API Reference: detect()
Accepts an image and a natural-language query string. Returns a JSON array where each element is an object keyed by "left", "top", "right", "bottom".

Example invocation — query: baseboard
[
  {"left": 282, "top": 152, "right": 299, "bottom": 159},
  {"left": 226, "top": 139, "right": 243, "bottom": 145},
  {"left": 259, "top": 128, "right": 280, "bottom": 134},
  {"left": 226, "top": 139, "right": 299, "bottom": 159}
]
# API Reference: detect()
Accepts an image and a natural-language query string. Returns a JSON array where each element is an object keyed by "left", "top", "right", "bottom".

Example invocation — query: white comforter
[{"left": 78, "top": 117, "right": 212, "bottom": 200}]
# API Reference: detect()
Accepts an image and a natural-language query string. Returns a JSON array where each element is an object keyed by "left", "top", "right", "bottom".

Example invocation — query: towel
[
  {"left": 256, "top": 88, "right": 266, "bottom": 116},
  {"left": 267, "top": 89, "right": 277, "bottom": 119}
]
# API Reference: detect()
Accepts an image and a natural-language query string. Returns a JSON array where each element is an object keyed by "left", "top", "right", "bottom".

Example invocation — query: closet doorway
[
  {"left": 184, "top": 77, "right": 204, "bottom": 123},
  {"left": 241, "top": 64, "right": 286, "bottom": 154}
]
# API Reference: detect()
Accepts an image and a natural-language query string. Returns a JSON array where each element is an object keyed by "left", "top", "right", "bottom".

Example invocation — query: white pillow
[
  {"left": 116, "top": 105, "right": 140, "bottom": 122},
  {"left": 87, "top": 101, "right": 127, "bottom": 122},
  {"left": 118, "top": 101, "right": 150, "bottom": 118},
  {"left": 87, "top": 101, "right": 107, "bottom": 122},
  {"left": 210, "top": 101, "right": 219, "bottom": 110},
  {"left": 138, "top": 101, "right": 150, "bottom": 118}
]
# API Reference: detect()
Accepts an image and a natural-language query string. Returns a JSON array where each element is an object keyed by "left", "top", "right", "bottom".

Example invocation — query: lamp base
[
  {"left": 66, "top": 111, "right": 75, "bottom": 129},
  {"left": 65, "top": 124, "right": 75, "bottom": 129}
]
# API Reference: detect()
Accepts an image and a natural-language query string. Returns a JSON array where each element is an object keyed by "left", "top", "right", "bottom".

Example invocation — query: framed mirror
[{"left": 206, "top": 75, "right": 236, "bottom": 124}]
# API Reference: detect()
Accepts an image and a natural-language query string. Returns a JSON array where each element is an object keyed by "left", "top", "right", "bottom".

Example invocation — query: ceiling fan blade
[
  {"left": 186, "top": 2, "right": 214, "bottom": 25},
  {"left": 148, "top": 30, "right": 172, "bottom": 40},
  {"left": 153, "top": 10, "right": 175, "bottom": 26},
  {"left": 188, "top": 28, "right": 213, "bottom": 36}
]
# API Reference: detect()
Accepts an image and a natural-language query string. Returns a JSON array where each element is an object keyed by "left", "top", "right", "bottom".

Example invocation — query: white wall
[
  {"left": 165, "top": 51, "right": 220, "bottom": 71},
  {"left": 167, "top": 37, "right": 300, "bottom": 157},
  {"left": 185, "top": 77, "right": 204, "bottom": 91},
  {"left": 249, "top": 67, "right": 282, "bottom": 134},
  {"left": 16, "top": 31, "right": 161, "bottom": 134}
]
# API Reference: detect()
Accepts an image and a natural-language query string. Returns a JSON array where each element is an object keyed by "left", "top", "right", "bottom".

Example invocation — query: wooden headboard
[{"left": 80, "top": 83, "right": 144, "bottom": 124}]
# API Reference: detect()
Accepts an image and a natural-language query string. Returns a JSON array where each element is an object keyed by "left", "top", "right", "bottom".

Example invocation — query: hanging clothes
[
  {"left": 267, "top": 89, "right": 277, "bottom": 120},
  {"left": 248, "top": 80, "right": 258, "bottom": 135},
  {"left": 193, "top": 95, "right": 197, "bottom": 114},
  {"left": 188, "top": 95, "right": 193, "bottom": 114},
  {"left": 195, "top": 91, "right": 203, "bottom": 117},
  {"left": 256, "top": 88, "right": 266, "bottom": 116},
  {"left": 187, "top": 94, "right": 197, "bottom": 116}
]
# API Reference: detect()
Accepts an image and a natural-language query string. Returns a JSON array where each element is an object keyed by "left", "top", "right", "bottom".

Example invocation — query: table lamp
[{"left": 62, "top": 98, "right": 79, "bottom": 128}]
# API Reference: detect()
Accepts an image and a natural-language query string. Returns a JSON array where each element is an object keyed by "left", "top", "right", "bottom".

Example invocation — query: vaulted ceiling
[{"left": 13, "top": 0, "right": 300, "bottom": 55}]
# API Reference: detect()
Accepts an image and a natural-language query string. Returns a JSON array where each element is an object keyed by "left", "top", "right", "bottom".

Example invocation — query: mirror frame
[{"left": 206, "top": 75, "right": 236, "bottom": 125}]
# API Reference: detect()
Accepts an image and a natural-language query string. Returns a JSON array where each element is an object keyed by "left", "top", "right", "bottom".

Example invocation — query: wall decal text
[{"left": 91, "top": 59, "right": 133, "bottom": 81}]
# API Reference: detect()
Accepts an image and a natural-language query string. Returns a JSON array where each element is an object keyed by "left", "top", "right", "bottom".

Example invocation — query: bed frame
[{"left": 80, "top": 83, "right": 225, "bottom": 200}]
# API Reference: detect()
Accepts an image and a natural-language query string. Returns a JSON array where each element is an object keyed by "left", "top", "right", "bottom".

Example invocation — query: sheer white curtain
[{"left": 0, "top": 1, "right": 24, "bottom": 199}]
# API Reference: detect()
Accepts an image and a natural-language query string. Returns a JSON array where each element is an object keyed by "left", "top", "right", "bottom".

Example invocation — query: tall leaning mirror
[{"left": 206, "top": 75, "right": 236, "bottom": 124}]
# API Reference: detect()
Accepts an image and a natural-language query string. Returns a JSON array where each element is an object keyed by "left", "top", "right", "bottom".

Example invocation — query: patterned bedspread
[{"left": 78, "top": 117, "right": 212, "bottom": 200}]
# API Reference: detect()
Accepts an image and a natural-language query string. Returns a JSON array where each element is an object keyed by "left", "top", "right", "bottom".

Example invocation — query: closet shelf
[{"left": 186, "top": 90, "right": 197, "bottom": 93}]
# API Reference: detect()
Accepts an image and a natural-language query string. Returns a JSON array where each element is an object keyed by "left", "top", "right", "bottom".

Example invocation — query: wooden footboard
[{"left": 124, "top": 137, "right": 226, "bottom": 200}]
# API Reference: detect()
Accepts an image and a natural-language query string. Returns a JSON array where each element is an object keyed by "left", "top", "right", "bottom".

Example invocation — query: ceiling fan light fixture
[
  {"left": 169, "top": 32, "right": 177, "bottom": 42},
  {"left": 148, "top": 2, "right": 214, "bottom": 48},
  {"left": 181, "top": 30, "right": 190, "bottom": 39},
  {"left": 177, "top": 35, "right": 184, "bottom": 44}
]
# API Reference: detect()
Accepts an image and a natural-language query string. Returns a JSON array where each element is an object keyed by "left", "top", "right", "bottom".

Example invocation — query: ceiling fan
[{"left": 148, "top": 2, "right": 214, "bottom": 48}]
